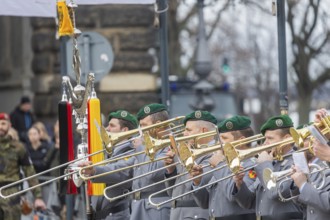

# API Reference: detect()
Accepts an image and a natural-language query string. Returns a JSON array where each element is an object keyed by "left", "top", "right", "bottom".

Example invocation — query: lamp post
[{"left": 191, "top": 0, "right": 215, "bottom": 112}]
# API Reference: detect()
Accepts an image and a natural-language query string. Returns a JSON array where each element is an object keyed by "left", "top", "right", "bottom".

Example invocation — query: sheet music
[
  {"left": 293, "top": 152, "right": 309, "bottom": 174},
  {"left": 308, "top": 125, "right": 328, "bottom": 145}
]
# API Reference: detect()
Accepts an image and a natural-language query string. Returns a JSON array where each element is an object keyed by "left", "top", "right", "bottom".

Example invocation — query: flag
[{"left": 57, "top": 0, "right": 74, "bottom": 36}]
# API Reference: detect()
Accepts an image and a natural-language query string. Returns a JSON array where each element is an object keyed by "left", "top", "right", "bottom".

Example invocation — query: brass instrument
[
  {"left": 178, "top": 134, "right": 264, "bottom": 171},
  {"left": 79, "top": 117, "right": 185, "bottom": 181},
  {"left": 147, "top": 134, "right": 264, "bottom": 207},
  {"left": 144, "top": 129, "right": 218, "bottom": 160},
  {"left": 0, "top": 117, "right": 184, "bottom": 199},
  {"left": 222, "top": 134, "right": 290, "bottom": 173},
  {"left": 104, "top": 116, "right": 185, "bottom": 155},
  {"left": 290, "top": 115, "right": 330, "bottom": 153},
  {"left": 102, "top": 129, "right": 219, "bottom": 202},
  {"left": 0, "top": 148, "right": 106, "bottom": 199},
  {"left": 148, "top": 164, "right": 255, "bottom": 208},
  {"left": 263, "top": 163, "right": 327, "bottom": 202}
]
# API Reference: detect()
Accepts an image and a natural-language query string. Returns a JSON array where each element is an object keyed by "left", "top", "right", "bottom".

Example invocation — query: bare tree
[
  {"left": 167, "top": 0, "right": 231, "bottom": 77},
  {"left": 287, "top": 0, "right": 330, "bottom": 124}
]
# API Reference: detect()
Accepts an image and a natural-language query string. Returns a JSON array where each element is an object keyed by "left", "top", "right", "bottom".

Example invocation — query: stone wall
[{"left": 30, "top": 4, "right": 159, "bottom": 122}]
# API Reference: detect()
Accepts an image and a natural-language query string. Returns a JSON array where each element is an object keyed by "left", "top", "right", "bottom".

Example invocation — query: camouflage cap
[
  {"left": 0, "top": 113, "right": 10, "bottom": 121},
  {"left": 260, "top": 114, "right": 294, "bottom": 135},
  {"left": 108, "top": 110, "right": 138, "bottom": 129},
  {"left": 183, "top": 110, "right": 217, "bottom": 125},
  {"left": 136, "top": 103, "right": 167, "bottom": 120},
  {"left": 217, "top": 115, "right": 251, "bottom": 133}
]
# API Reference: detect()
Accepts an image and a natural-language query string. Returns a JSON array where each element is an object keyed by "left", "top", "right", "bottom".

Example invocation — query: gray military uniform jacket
[
  {"left": 192, "top": 158, "right": 256, "bottom": 218},
  {"left": 92, "top": 141, "right": 135, "bottom": 220},
  {"left": 232, "top": 155, "right": 304, "bottom": 219},
  {"left": 165, "top": 153, "right": 212, "bottom": 220},
  {"left": 291, "top": 158, "right": 330, "bottom": 220},
  {"left": 130, "top": 144, "right": 170, "bottom": 220}
]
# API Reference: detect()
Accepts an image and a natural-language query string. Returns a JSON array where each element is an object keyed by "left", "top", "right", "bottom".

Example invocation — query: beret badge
[
  {"left": 195, "top": 111, "right": 202, "bottom": 119},
  {"left": 275, "top": 119, "right": 283, "bottom": 127},
  {"left": 120, "top": 111, "right": 128, "bottom": 117},
  {"left": 226, "top": 121, "right": 234, "bottom": 130},
  {"left": 144, "top": 106, "right": 151, "bottom": 114}
]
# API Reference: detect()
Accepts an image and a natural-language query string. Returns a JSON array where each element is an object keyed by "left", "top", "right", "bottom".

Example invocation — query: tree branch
[{"left": 206, "top": 0, "right": 231, "bottom": 40}]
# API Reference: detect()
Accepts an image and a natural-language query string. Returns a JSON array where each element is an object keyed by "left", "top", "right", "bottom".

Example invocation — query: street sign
[{"left": 66, "top": 32, "right": 114, "bottom": 84}]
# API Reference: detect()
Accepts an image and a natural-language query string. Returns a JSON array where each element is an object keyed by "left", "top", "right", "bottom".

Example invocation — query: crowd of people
[{"left": 0, "top": 96, "right": 329, "bottom": 220}]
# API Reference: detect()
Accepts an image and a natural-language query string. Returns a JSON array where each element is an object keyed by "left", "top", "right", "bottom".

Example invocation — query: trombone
[
  {"left": 144, "top": 129, "right": 218, "bottom": 161},
  {"left": 0, "top": 117, "right": 184, "bottom": 199},
  {"left": 0, "top": 148, "right": 105, "bottom": 199},
  {"left": 79, "top": 117, "right": 186, "bottom": 181},
  {"left": 263, "top": 163, "right": 328, "bottom": 202},
  {"left": 101, "top": 129, "right": 219, "bottom": 200},
  {"left": 147, "top": 134, "right": 264, "bottom": 207},
  {"left": 103, "top": 116, "right": 185, "bottom": 155},
  {"left": 223, "top": 136, "right": 296, "bottom": 173}
]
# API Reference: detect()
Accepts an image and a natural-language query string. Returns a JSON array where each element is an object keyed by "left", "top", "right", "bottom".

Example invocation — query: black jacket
[{"left": 10, "top": 107, "right": 35, "bottom": 143}]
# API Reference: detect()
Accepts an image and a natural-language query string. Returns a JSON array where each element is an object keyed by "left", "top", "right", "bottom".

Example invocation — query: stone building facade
[{"left": 0, "top": 4, "right": 160, "bottom": 124}]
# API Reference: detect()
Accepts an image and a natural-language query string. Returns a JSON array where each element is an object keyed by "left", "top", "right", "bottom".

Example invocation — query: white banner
[{"left": 0, "top": 0, "right": 155, "bottom": 17}]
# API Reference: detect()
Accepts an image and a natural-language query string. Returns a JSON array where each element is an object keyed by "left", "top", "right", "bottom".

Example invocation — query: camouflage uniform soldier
[{"left": 0, "top": 113, "right": 46, "bottom": 220}]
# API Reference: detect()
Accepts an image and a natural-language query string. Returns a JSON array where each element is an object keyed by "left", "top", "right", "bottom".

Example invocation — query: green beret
[
  {"left": 136, "top": 103, "right": 167, "bottom": 120},
  {"left": 183, "top": 110, "right": 217, "bottom": 125},
  {"left": 296, "top": 122, "right": 313, "bottom": 130},
  {"left": 108, "top": 110, "right": 138, "bottom": 128},
  {"left": 217, "top": 115, "right": 251, "bottom": 133},
  {"left": 260, "top": 114, "right": 293, "bottom": 135}
]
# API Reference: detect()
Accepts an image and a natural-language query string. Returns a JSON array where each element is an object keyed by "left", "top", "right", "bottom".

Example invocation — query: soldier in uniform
[
  {"left": 0, "top": 112, "right": 46, "bottom": 219},
  {"left": 130, "top": 103, "right": 171, "bottom": 220},
  {"left": 232, "top": 115, "right": 304, "bottom": 220},
  {"left": 164, "top": 111, "right": 217, "bottom": 220},
  {"left": 79, "top": 110, "right": 138, "bottom": 220},
  {"left": 191, "top": 115, "right": 256, "bottom": 220},
  {"left": 289, "top": 108, "right": 330, "bottom": 220}
]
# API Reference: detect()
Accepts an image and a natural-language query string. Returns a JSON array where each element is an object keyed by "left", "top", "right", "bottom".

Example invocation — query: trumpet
[
  {"left": 263, "top": 163, "right": 328, "bottom": 202},
  {"left": 290, "top": 116, "right": 330, "bottom": 153}
]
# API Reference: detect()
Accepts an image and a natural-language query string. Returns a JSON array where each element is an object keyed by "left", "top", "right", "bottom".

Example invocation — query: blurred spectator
[
  {"left": 26, "top": 125, "right": 61, "bottom": 216},
  {"left": 26, "top": 126, "right": 52, "bottom": 174},
  {"left": 10, "top": 96, "right": 35, "bottom": 143},
  {"left": 33, "top": 121, "right": 52, "bottom": 144}
]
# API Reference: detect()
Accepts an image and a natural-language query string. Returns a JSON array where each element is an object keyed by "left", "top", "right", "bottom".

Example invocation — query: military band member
[
  {"left": 313, "top": 108, "right": 330, "bottom": 163},
  {"left": 232, "top": 115, "right": 304, "bottom": 220},
  {"left": 289, "top": 108, "right": 330, "bottom": 220},
  {"left": 290, "top": 143, "right": 330, "bottom": 220},
  {"left": 164, "top": 111, "right": 217, "bottom": 220},
  {"left": 0, "top": 113, "right": 46, "bottom": 220},
  {"left": 191, "top": 115, "right": 256, "bottom": 220},
  {"left": 131, "top": 103, "right": 171, "bottom": 220},
  {"left": 79, "top": 110, "right": 138, "bottom": 220}
]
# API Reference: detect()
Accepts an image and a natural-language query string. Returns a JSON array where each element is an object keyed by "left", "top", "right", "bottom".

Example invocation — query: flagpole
[{"left": 158, "top": 0, "right": 170, "bottom": 109}]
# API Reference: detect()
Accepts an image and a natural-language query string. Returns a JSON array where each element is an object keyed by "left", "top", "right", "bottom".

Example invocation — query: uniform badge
[
  {"left": 275, "top": 119, "right": 283, "bottom": 127},
  {"left": 226, "top": 121, "right": 234, "bottom": 130},
  {"left": 195, "top": 111, "right": 202, "bottom": 119},
  {"left": 248, "top": 169, "right": 257, "bottom": 179},
  {"left": 144, "top": 106, "right": 151, "bottom": 114},
  {"left": 121, "top": 111, "right": 128, "bottom": 118}
]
